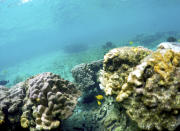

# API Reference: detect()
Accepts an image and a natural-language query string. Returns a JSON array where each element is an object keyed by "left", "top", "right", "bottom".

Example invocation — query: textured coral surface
[
  {"left": 100, "top": 44, "right": 180, "bottom": 131},
  {"left": 61, "top": 60, "right": 140, "bottom": 131},
  {"left": 21, "top": 72, "right": 80, "bottom": 130},
  {"left": 99, "top": 47, "right": 151, "bottom": 101},
  {"left": 0, "top": 72, "right": 80, "bottom": 131},
  {"left": 123, "top": 49, "right": 180, "bottom": 131}
]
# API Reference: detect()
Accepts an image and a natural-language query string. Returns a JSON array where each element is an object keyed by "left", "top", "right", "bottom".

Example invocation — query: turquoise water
[{"left": 0, "top": 0, "right": 180, "bottom": 86}]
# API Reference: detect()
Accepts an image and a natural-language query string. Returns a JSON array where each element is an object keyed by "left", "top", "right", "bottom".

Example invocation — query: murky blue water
[{"left": 0, "top": 0, "right": 180, "bottom": 86}]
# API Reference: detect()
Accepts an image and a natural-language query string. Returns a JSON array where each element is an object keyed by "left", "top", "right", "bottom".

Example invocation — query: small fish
[
  {"left": 97, "top": 100, "right": 101, "bottom": 106},
  {"left": 96, "top": 95, "right": 104, "bottom": 100},
  {"left": 129, "top": 41, "right": 134, "bottom": 45}
]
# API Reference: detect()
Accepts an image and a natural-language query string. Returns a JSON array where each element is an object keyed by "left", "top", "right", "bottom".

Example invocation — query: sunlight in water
[{"left": 21, "top": 0, "right": 32, "bottom": 4}]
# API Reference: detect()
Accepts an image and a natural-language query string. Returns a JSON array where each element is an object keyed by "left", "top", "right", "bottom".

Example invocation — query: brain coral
[
  {"left": 21, "top": 72, "right": 80, "bottom": 130},
  {"left": 100, "top": 46, "right": 180, "bottom": 131},
  {"left": 99, "top": 46, "right": 151, "bottom": 101}
]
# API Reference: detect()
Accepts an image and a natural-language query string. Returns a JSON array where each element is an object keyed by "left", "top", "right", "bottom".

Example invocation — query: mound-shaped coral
[
  {"left": 71, "top": 60, "right": 103, "bottom": 92},
  {"left": 21, "top": 72, "right": 80, "bottom": 130},
  {"left": 63, "top": 60, "right": 140, "bottom": 131},
  {"left": 0, "top": 72, "right": 80, "bottom": 131},
  {"left": 122, "top": 49, "right": 180, "bottom": 131},
  {"left": 100, "top": 44, "right": 180, "bottom": 131},
  {"left": 0, "top": 83, "right": 25, "bottom": 130},
  {"left": 99, "top": 46, "right": 151, "bottom": 101},
  {"left": 71, "top": 60, "right": 103, "bottom": 104}
]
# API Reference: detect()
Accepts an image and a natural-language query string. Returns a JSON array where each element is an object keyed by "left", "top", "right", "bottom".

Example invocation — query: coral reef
[
  {"left": 123, "top": 48, "right": 180, "bottom": 130},
  {"left": 21, "top": 72, "right": 80, "bottom": 130},
  {"left": 100, "top": 44, "right": 180, "bottom": 131},
  {"left": 0, "top": 83, "right": 25, "bottom": 130},
  {"left": 63, "top": 60, "right": 140, "bottom": 131},
  {"left": 71, "top": 60, "right": 103, "bottom": 103},
  {"left": 62, "top": 96, "right": 140, "bottom": 131},
  {"left": 131, "top": 32, "right": 164, "bottom": 46},
  {"left": 167, "top": 36, "right": 177, "bottom": 42},
  {"left": 99, "top": 46, "right": 151, "bottom": 101},
  {"left": 130, "top": 31, "right": 180, "bottom": 49},
  {"left": 102, "top": 41, "right": 116, "bottom": 55},
  {"left": 72, "top": 60, "right": 103, "bottom": 91},
  {"left": 63, "top": 43, "right": 89, "bottom": 54},
  {"left": 157, "top": 42, "right": 180, "bottom": 52},
  {"left": 0, "top": 72, "right": 80, "bottom": 131}
]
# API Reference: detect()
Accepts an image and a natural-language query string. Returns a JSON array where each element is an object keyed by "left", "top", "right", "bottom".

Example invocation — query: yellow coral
[
  {"left": 151, "top": 49, "right": 180, "bottom": 81},
  {"left": 21, "top": 117, "right": 29, "bottom": 128},
  {"left": 132, "top": 47, "right": 139, "bottom": 53},
  {"left": 0, "top": 119, "right": 4, "bottom": 125},
  {"left": 100, "top": 47, "right": 151, "bottom": 103},
  {"left": 173, "top": 53, "right": 180, "bottom": 66},
  {"left": 36, "top": 98, "right": 40, "bottom": 102},
  {"left": 101, "top": 47, "right": 180, "bottom": 131}
]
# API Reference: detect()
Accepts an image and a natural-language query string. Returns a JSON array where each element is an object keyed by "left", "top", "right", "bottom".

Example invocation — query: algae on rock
[
  {"left": 122, "top": 49, "right": 180, "bottom": 131},
  {"left": 99, "top": 46, "right": 152, "bottom": 101},
  {"left": 62, "top": 60, "right": 140, "bottom": 131},
  {"left": 99, "top": 44, "right": 180, "bottom": 131}
]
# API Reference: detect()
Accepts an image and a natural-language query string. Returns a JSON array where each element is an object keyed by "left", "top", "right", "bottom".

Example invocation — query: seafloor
[
  {"left": 1, "top": 31, "right": 180, "bottom": 87},
  {"left": 1, "top": 31, "right": 180, "bottom": 131}
]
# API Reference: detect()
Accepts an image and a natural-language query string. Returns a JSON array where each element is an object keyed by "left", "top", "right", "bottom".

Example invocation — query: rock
[
  {"left": 71, "top": 60, "right": 103, "bottom": 91},
  {"left": 63, "top": 60, "right": 140, "bottom": 131},
  {"left": 71, "top": 60, "right": 103, "bottom": 104},
  {"left": 157, "top": 42, "right": 180, "bottom": 52},
  {"left": 62, "top": 96, "right": 139, "bottom": 131}
]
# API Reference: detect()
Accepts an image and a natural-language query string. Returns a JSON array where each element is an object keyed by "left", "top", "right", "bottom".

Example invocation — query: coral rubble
[{"left": 100, "top": 44, "right": 180, "bottom": 131}]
